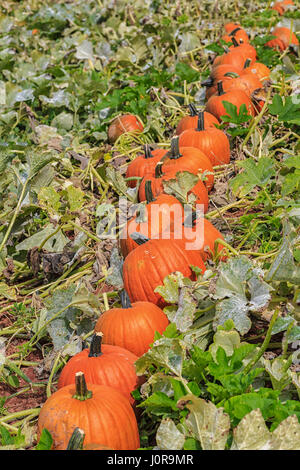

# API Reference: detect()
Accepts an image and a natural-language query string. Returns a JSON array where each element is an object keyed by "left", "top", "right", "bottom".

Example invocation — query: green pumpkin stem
[
  {"left": 188, "top": 103, "right": 198, "bottom": 116},
  {"left": 66, "top": 428, "right": 85, "bottom": 450},
  {"left": 145, "top": 180, "right": 156, "bottom": 203},
  {"left": 244, "top": 58, "right": 251, "bottom": 69},
  {"left": 121, "top": 290, "right": 132, "bottom": 308},
  {"left": 144, "top": 144, "right": 153, "bottom": 159},
  {"left": 73, "top": 372, "right": 93, "bottom": 401},
  {"left": 183, "top": 210, "right": 198, "bottom": 228},
  {"left": 229, "top": 27, "right": 241, "bottom": 36},
  {"left": 224, "top": 72, "right": 239, "bottom": 78},
  {"left": 88, "top": 333, "right": 103, "bottom": 358},
  {"left": 217, "top": 81, "right": 225, "bottom": 96},
  {"left": 197, "top": 112, "right": 205, "bottom": 131},
  {"left": 169, "top": 136, "right": 182, "bottom": 160}
]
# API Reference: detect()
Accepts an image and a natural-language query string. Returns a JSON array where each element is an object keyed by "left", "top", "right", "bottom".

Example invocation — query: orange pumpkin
[
  {"left": 224, "top": 23, "right": 241, "bottom": 33},
  {"left": 123, "top": 238, "right": 206, "bottom": 307},
  {"left": 108, "top": 114, "right": 143, "bottom": 143},
  {"left": 125, "top": 145, "right": 166, "bottom": 188},
  {"left": 178, "top": 112, "right": 230, "bottom": 166},
  {"left": 38, "top": 372, "right": 140, "bottom": 450},
  {"left": 265, "top": 37, "right": 286, "bottom": 51},
  {"left": 95, "top": 292, "right": 169, "bottom": 357},
  {"left": 243, "top": 61, "right": 270, "bottom": 82},
  {"left": 271, "top": 26, "right": 299, "bottom": 49},
  {"left": 205, "top": 82, "right": 255, "bottom": 121},
  {"left": 120, "top": 192, "right": 185, "bottom": 258},
  {"left": 221, "top": 27, "right": 249, "bottom": 45},
  {"left": 176, "top": 104, "right": 219, "bottom": 135},
  {"left": 57, "top": 333, "right": 141, "bottom": 404}
]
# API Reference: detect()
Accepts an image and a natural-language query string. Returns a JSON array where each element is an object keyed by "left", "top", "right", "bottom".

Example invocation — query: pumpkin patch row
[{"left": 36, "top": 18, "right": 297, "bottom": 451}]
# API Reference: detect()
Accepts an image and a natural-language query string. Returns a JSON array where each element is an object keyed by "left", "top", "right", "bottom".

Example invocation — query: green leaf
[
  {"left": 230, "top": 157, "right": 275, "bottom": 197},
  {"left": 156, "top": 418, "right": 185, "bottom": 450},
  {"left": 269, "top": 94, "right": 300, "bottom": 125},
  {"left": 36, "top": 428, "right": 53, "bottom": 450}
]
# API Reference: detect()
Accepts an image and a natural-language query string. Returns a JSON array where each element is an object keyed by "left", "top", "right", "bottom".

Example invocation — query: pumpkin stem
[
  {"left": 188, "top": 103, "right": 198, "bottom": 116},
  {"left": 217, "top": 81, "right": 225, "bottom": 96},
  {"left": 224, "top": 72, "right": 239, "bottom": 78},
  {"left": 231, "top": 37, "right": 239, "bottom": 47},
  {"left": 121, "top": 290, "right": 132, "bottom": 308},
  {"left": 169, "top": 136, "right": 182, "bottom": 160},
  {"left": 144, "top": 144, "right": 153, "bottom": 159},
  {"left": 243, "top": 58, "right": 251, "bottom": 69},
  {"left": 130, "top": 232, "right": 149, "bottom": 245},
  {"left": 145, "top": 180, "right": 156, "bottom": 203},
  {"left": 88, "top": 333, "right": 103, "bottom": 358},
  {"left": 155, "top": 162, "right": 164, "bottom": 178},
  {"left": 196, "top": 112, "right": 205, "bottom": 131},
  {"left": 66, "top": 428, "right": 85, "bottom": 450},
  {"left": 229, "top": 27, "right": 242, "bottom": 36},
  {"left": 73, "top": 372, "right": 93, "bottom": 401},
  {"left": 183, "top": 210, "right": 199, "bottom": 228}
]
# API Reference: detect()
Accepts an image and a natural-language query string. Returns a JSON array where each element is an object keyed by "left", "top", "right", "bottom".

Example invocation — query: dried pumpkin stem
[
  {"left": 73, "top": 372, "right": 93, "bottom": 401},
  {"left": 88, "top": 333, "right": 103, "bottom": 357},
  {"left": 66, "top": 428, "right": 85, "bottom": 450}
]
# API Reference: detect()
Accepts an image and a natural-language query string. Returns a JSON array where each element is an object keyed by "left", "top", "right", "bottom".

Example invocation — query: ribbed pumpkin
[
  {"left": 271, "top": 26, "right": 299, "bottom": 49},
  {"left": 265, "top": 37, "right": 286, "bottom": 51},
  {"left": 95, "top": 292, "right": 169, "bottom": 357},
  {"left": 212, "top": 50, "right": 249, "bottom": 71},
  {"left": 228, "top": 39, "right": 257, "bottom": 63},
  {"left": 153, "top": 136, "right": 215, "bottom": 191},
  {"left": 120, "top": 191, "right": 184, "bottom": 258},
  {"left": 108, "top": 114, "right": 143, "bottom": 144},
  {"left": 205, "top": 82, "right": 255, "bottom": 121},
  {"left": 123, "top": 238, "right": 206, "bottom": 307},
  {"left": 175, "top": 104, "right": 219, "bottom": 135},
  {"left": 206, "top": 72, "right": 263, "bottom": 100},
  {"left": 125, "top": 145, "right": 166, "bottom": 188},
  {"left": 168, "top": 212, "right": 227, "bottom": 262},
  {"left": 38, "top": 372, "right": 140, "bottom": 450},
  {"left": 57, "top": 333, "right": 140, "bottom": 404},
  {"left": 178, "top": 112, "right": 230, "bottom": 166},
  {"left": 66, "top": 428, "right": 114, "bottom": 451}
]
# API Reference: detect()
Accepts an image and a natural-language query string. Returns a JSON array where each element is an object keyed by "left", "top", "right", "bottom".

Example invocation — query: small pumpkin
[
  {"left": 265, "top": 37, "right": 286, "bottom": 51},
  {"left": 125, "top": 145, "right": 166, "bottom": 188},
  {"left": 221, "top": 27, "right": 249, "bottom": 45},
  {"left": 205, "top": 81, "right": 255, "bottom": 121},
  {"left": 38, "top": 372, "right": 140, "bottom": 450},
  {"left": 108, "top": 114, "right": 143, "bottom": 144},
  {"left": 243, "top": 61, "right": 270, "bottom": 82},
  {"left": 178, "top": 112, "right": 230, "bottom": 166},
  {"left": 228, "top": 38, "right": 257, "bottom": 62},
  {"left": 57, "top": 333, "right": 141, "bottom": 404},
  {"left": 175, "top": 104, "right": 219, "bottom": 135},
  {"left": 95, "top": 291, "right": 169, "bottom": 357},
  {"left": 212, "top": 50, "right": 249, "bottom": 71},
  {"left": 123, "top": 237, "right": 206, "bottom": 307}
]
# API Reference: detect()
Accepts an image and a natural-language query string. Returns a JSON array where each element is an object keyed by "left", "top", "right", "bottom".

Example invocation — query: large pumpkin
[
  {"left": 38, "top": 372, "right": 140, "bottom": 450},
  {"left": 95, "top": 293, "right": 169, "bottom": 357},
  {"left": 123, "top": 237, "right": 206, "bottom": 307},
  {"left": 57, "top": 333, "right": 141, "bottom": 404},
  {"left": 178, "top": 112, "right": 230, "bottom": 166},
  {"left": 271, "top": 26, "right": 299, "bottom": 49},
  {"left": 108, "top": 114, "right": 143, "bottom": 143}
]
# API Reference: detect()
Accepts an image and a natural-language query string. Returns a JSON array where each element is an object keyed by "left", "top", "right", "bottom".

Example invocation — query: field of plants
[{"left": 0, "top": 0, "right": 299, "bottom": 451}]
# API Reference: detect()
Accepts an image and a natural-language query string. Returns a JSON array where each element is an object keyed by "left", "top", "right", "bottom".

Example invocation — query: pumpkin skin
[
  {"left": 125, "top": 145, "right": 166, "bottom": 188},
  {"left": 108, "top": 114, "right": 143, "bottom": 144},
  {"left": 206, "top": 73, "right": 263, "bottom": 100},
  {"left": 243, "top": 61, "right": 270, "bottom": 82},
  {"left": 178, "top": 112, "right": 230, "bottom": 166},
  {"left": 167, "top": 216, "right": 227, "bottom": 262},
  {"left": 120, "top": 193, "right": 185, "bottom": 258},
  {"left": 272, "top": 2, "right": 285, "bottom": 14},
  {"left": 265, "top": 37, "right": 286, "bottom": 51},
  {"left": 205, "top": 82, "right": 255, "bottom": 121},
  {"left": 221, "top": 27, "right": 249, "bottom": 45},
  {"left": 38, "top": 373, "right": 140, "bottom": 450},
  {"left": 212, "top": 50, "right": 249, "bottom": 71},
  {"left": 224, "top": 23, "right": 241, "bottom": 34},
  {"left": 271, "top": 27, "right": 299, "bottom": 49},
  {"left": 176, "top": 104, "right": 219, "bottom": 135},
  {"left": 95, "top": 298, "right": 169, "bottom": 357},
  {"left": 123, "top": 238, "right": 206, "bottom": 307},
  {"left": 228, "top": 41, "right": 257, "bottom": 63},
  {"left": 153, "top": 137, "right": 214, "bottom": 191},
  {"left": 57, "top": 334, "right": 140, "bottom": 404}
]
